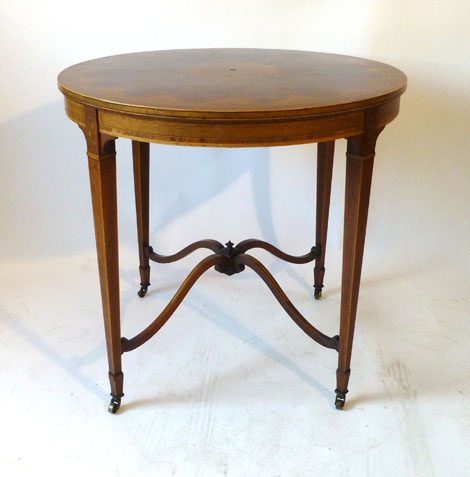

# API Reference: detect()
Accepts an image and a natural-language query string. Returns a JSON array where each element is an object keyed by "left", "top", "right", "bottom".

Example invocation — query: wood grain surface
[{"left": 58, "top": 49, "right": 406, "bottom": 118}]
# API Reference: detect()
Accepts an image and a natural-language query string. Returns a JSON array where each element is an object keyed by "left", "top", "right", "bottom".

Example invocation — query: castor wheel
[
  {"left": 335, "top": 392, "right": 346, "bottom": 410},
  {"left": 137, "top": 286, "right": 148, "bottom": 298},
  {"left": 108, "top": 397, "right": 121, "bottom": 414},
  {"left": 314, "top": 286, "right": 323, "bottom": 300}
]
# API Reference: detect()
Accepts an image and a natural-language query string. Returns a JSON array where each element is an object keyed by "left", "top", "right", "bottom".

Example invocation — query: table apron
[{"left": 64, "top": 97, "right": 400, "bottom": 147}]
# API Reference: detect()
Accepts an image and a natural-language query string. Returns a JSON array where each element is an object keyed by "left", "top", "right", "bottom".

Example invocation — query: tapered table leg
[
  {"left": 314, "top": 141, "right": 335, "bottom": 299},
  {"left": 335, "top": 120, "right": 383, "bottom": 409},
  {"left": 82, "top": 107, "right": 123, "bottom": 413},
  {"left": 132, "top": 141, "right": 151, "bottom": 298}
]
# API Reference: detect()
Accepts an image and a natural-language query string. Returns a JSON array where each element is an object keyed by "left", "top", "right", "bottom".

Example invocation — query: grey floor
[{"left": 1, "top": 245, "right": 469, "bottom": 476}]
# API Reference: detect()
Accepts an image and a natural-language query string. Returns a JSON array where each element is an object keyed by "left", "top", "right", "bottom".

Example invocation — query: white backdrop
[
  {"left": 1, "top": 0, "right": 469, "bottom": 264},
  {"left": 1, "top": 1, "right": 470, "bottom": 476}
]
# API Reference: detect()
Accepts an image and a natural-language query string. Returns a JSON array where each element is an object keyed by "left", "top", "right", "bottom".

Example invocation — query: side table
[{"left": 58, "top": 49, "right": 406, "bottom": 412}]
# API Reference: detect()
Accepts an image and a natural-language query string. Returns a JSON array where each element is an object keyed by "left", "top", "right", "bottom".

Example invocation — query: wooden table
[{"left": 58, "top": 49, "right": 406, "bottom": 413}]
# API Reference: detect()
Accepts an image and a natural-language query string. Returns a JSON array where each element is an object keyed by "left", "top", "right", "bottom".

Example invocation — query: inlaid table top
[{"left": 58, "top": 48, "right": 406, "bottom": 118}]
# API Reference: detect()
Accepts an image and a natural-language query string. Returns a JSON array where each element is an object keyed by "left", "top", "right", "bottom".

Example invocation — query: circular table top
[{"left": 58, "top": 49, "right": 407, "bottom": 119}]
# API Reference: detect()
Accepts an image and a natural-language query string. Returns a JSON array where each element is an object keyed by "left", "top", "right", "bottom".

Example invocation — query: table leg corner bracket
[{"left": 120, "top": 238, "right": 339, "bottom": 354}]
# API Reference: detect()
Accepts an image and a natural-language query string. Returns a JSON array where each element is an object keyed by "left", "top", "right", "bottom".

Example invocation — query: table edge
[{"left": 57, "top": 81, "right": 406, "bottom": 121}]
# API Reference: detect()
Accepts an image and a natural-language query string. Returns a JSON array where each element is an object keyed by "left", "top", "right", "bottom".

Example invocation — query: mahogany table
[{"left": 58, "top": 49, "right": 406, "bottom": 413}]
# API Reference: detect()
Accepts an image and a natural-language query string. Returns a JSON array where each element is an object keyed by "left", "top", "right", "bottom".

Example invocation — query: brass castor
[
  {"left": 314, "top": 286, "right": 323, "bottom": 300},
  {"left": 137, "top": 286, "right": 148, "bottom": 298},
  {"left": 335, "top": 392, "right": 346, "bottom": 410},
  {"left": 108, "top": 397, "right": 121, "bottom": 414}
]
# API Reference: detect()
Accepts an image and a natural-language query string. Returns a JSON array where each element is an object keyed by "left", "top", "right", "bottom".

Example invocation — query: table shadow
[
  {"left": 121, "top": 287, "right": 332, "bottom": 413},
  {"left": 0, "top": 306, "right": 108, "bottom": 402}
]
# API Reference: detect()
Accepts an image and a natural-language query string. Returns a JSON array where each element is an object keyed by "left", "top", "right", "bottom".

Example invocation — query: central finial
[{"left": 214, "top": 240, "right": 245, "bottom": 276}]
